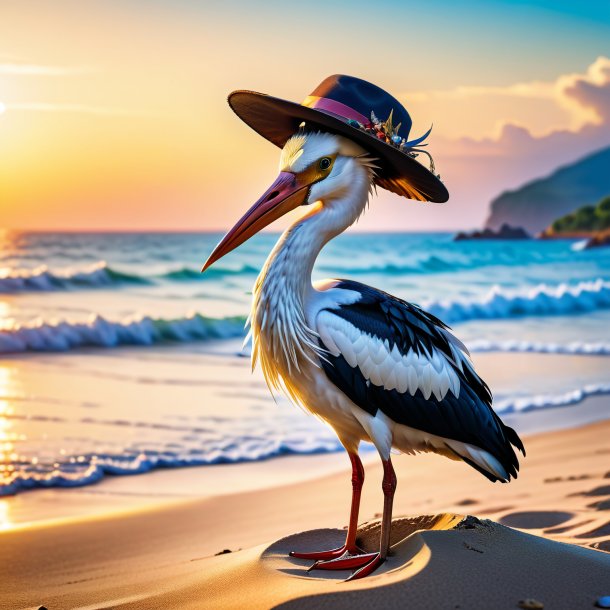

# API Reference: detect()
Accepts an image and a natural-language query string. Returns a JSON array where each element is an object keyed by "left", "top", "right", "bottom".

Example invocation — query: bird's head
[{"left": 202, "top": 132, "right": 375, "bottom": 271}]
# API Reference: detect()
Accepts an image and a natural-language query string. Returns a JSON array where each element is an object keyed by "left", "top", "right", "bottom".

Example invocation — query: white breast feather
[{"left": 317, "top": 311, "right": 461, "bottom": 401}]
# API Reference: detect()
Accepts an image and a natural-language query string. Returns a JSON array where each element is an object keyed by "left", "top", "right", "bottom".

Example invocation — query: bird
[{"left": 202, "top": 75, "right": 525, "bottom": 580}]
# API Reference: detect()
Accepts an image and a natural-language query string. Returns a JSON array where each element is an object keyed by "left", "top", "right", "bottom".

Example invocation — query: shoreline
[
  {"left": 4, "top": 392, "right": 610, "bottom": 531},
  {"left": 3, "top": 417, "right": 610, "bottom": 609}
]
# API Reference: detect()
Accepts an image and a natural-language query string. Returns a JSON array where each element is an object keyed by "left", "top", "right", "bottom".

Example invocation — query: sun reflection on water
[
  {"left": 0, "top": 300, "right": 11, "bottom": 327},
  {"left": 0, "top": 231, "right": 20, "bottom": 508},
  {"left": 0, "top": 366, "right": 18, "bottom": 507},
  {"left": 0, "top": 228, "right": 18, "bottom": 330}
]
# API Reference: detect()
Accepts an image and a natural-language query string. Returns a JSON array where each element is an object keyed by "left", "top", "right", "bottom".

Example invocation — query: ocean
[{"left": 1, "top": 230, "right": 609, "bottom": 497}]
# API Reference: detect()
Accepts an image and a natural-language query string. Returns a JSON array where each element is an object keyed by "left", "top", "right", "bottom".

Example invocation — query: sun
[{"left": 0, "top": 101, "right": 6, "bottom": 115}]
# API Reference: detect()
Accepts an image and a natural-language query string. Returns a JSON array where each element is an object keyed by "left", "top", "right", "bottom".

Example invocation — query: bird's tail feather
[
  {"left": 504, "top": 424, "right": 526, "bottom": 457},
  {"left": 444, "top": 441, "right": 516, "bottom": 483}
]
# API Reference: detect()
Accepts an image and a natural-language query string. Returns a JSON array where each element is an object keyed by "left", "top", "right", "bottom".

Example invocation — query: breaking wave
[
  {"left": 0, "top": 313, "right": 247, "bottom": 353},
  {"left": 468, "top": 340, "right": 610, "bottom": 355},
  {"left": 0, "top": 437, "right": 343, "bottom": 496},
  {"left": 4, "top": 380, "right": 610, "bottom": 495},
  {"left": 0, "top": 262, "right": 148, "bottom": 292},
  {"left": 0, "top": 412, "right": 343, "bottom": 496},
  {"left": 0, "top": 262, "right": 260, "bottom": 293},
  {"left": 3, "top": 278, "right": 610, "bottom": 354},
  {"left": 425, "top": 278, "right": 610, "bottom": 324},
  {"left": 495, "top": 383, "right": 610, "bottom": 414}
]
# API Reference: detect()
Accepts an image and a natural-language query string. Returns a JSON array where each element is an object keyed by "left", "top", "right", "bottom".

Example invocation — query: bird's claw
[
  {"left": 289, "top": 543, "right": 366, "bottom": 561},
  {"left": 345, "top": 552, "right": 384, "bottom": 581},
  {"left": 289, "top": 545, "right": 350, "bottom": 561},
  {"left": 307, "top": 551, "right": 380, "bottom": 572},
  {"left": 290, "top": 545, "right": 385, "bottom": 580}
]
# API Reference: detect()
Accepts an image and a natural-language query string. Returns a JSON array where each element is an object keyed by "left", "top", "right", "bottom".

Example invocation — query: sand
[{"left": 3, "top": 414, "right": 610, "bottom": 610}]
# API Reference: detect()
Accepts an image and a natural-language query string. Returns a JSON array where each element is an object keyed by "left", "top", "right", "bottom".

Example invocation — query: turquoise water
[
  {"left": 2, "top": 231, "right": 610, "bottom": 344},
  {"left": 1, "top": 231, "right": 609, "bottom": 495}
]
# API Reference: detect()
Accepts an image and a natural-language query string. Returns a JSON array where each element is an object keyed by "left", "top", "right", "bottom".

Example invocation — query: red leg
[
  {"left": 346, "top": 457, "right": 396, "bottom": 581},
  {"left": 289, "top": 452, "right": 364, "bottom": 560},
  {"left": 345, "top": 451, "right": 365, "bottom": 553},
  {"left": 309, "top": 457, "right": 397, "bottom": 578}
]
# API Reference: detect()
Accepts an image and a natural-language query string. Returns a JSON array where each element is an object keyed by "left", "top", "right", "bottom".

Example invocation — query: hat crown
[
  {"left": 309, "top": 74, "right": 413, "bottom": 140},
  {"left": 226, "top": 74, "right": 448, "bottom": 202}
]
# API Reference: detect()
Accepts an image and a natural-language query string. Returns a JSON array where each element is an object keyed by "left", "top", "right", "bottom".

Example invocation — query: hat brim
[{"left": 228, "top": 90, "right": 449, "bottom": 204}]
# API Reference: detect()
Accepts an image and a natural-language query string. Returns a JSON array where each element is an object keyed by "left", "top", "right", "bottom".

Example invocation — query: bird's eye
[{"left": 319, "top": 157, "right": 332, "bottom": 171}]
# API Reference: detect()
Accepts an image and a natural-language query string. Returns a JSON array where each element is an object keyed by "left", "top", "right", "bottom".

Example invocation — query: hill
[{"left": 485, "top": 145, "right": 610, "bottom": 234}]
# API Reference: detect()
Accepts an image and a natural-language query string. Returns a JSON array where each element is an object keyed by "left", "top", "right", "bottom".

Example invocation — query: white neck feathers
[{"left": 249, "top": 157, "right": 374, "bottom": 399}]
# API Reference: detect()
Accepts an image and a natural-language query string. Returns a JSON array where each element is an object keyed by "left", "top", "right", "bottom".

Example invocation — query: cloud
[
  {"left": 402, "top": 56, "right": 610, "bottom": 139},
  {"left": 392, "top": 57, "right": 610, "bottom": 230},
  {"left": 437, "top": 56, "right": 610, "bottom": 158},
  {"left": 558, "top": 56, "right": 610, "bottom": 124},
  {"left": 0, "top": 63, "right": 92, "bottom": 76}
]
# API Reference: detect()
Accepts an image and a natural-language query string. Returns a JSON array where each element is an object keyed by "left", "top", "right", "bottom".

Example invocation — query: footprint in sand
[
  {"left": 455, "top": 498, "right": 478, "bottom": 506},
  {"left": 545, "top": 519, "right": 594, "bottom": 535},
  {"left": 580, "top": 484, "right": 610, "bottom": 497},
  {"left": 575, "top": 521, "right": 610, "bottom": 540},
  {"left": 544, "top": 474, "right": 592, "bottom": 483},
  {"left": 500, "top": 511, "right": 573, "bottom": 529},
  {"left": 588, "top": 499, "right": 610, "bottom": 511}
]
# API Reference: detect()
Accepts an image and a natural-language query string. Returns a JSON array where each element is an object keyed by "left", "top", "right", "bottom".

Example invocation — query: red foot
[
  {"left": 345, "top": 552, "right": 384, "bottom": 580},
  {"left": 308, "top": 551, "right": 379, "bottom": 572},
  {"left": 289, "top": 545, "right": 351, "bottom": 561}
]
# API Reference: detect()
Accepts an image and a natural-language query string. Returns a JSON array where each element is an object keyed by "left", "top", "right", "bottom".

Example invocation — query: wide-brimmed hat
[{"left": 228, "top": 74, "right": 448, "bottom": 203}]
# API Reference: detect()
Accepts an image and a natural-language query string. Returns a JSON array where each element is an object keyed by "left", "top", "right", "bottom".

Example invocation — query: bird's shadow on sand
[{"left": 273, "top": 514, "right": 462, "bottom": 582}]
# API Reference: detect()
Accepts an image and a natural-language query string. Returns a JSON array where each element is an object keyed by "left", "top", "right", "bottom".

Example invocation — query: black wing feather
[{"left": 319, "top": 279, "right": 525, "bottom": 481}]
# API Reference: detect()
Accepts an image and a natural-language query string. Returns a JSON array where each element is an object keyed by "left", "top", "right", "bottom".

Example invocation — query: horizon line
[{"left": 0, "top": 227, "right": 464, "bottom": 235}]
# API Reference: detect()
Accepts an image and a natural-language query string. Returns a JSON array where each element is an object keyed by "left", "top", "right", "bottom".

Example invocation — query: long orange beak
[{"left": 202, "top": 171, "right": 311, "bottom": 271}]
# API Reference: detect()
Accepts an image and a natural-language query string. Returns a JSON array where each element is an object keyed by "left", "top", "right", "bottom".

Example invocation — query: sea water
[{"left": 1, "top": 231, "right": 609, "bottom": 495}]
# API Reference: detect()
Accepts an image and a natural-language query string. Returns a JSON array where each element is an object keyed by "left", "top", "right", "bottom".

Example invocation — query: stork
[{"left": 203, "top": 75, "right": 525, "bottom": 580}]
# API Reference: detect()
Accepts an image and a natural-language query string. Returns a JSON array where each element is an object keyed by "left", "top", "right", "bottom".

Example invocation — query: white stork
[{"left": 203, "top": 131, "right": 525, "bottom": 580}]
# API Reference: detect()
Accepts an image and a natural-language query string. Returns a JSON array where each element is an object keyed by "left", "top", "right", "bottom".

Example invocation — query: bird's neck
[
  {"left": 259, "top": 162, "right": 373, "bottom": 304},
  {"left": 250, "top": 167, "right": 371, "bottom": 385}
]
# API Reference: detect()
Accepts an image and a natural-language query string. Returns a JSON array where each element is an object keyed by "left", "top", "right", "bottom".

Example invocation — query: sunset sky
[{"left": 0, "top": 1, "right": 609, "bottom": 231}]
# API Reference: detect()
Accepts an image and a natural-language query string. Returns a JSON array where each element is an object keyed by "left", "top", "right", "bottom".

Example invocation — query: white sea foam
[
  {"left": 0, "top": 261, "right": 260, "bottom": 292},
  {"left": 494, "top": 383, "right": 610, "bottom": 414},
  {"left": 0, "top": 414, "right": 343, "bottom": 496},
  {"left": 0, "top": 313, "right": 246, "bottom": 353},
  {"left": 468, "top": 340, "right": 610, "bottom": 355},
  {"left": 2, "top": 278, "right": 610, "bottom": 354},
  {"left": 571, "top": 239, "right": 589, "bottom": 252},
  {"left": 3, "top": 380, "right": 609, "bottom": 496},
  {"left": 425, "top": 278, "right": 610, "bottom": 323},
  {"left": 0, "top": 261, "right": 145, "bottom": 292}
]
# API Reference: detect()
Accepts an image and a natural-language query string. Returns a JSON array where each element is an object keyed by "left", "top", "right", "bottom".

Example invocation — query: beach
[
  {"left": 1, "top": 231, "right": 610, "bottom": 608},
  {"left": 3, "top": 400, "right": 610, "bottom": 609},
  {"left": 3, "top": 1, "right": 610, "bottom": 606}
]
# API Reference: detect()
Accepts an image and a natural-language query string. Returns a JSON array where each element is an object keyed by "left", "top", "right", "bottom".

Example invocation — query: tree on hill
[
  {"left": 598, "top": 196, "right": 610, "bottom": 226},
  {"left": 551, "top": 195, "right": 610, "bottom": 233}
]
